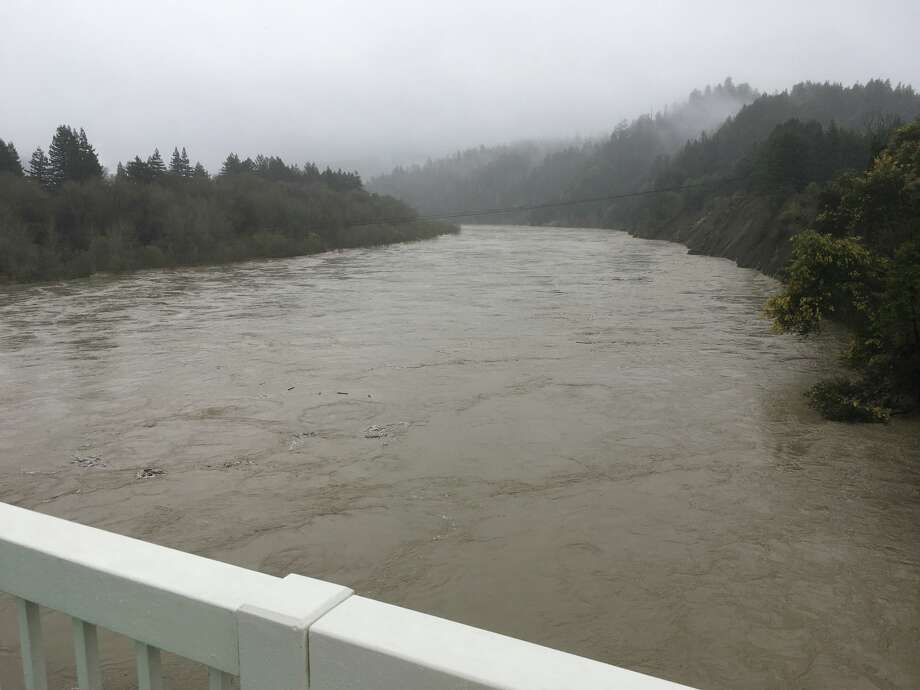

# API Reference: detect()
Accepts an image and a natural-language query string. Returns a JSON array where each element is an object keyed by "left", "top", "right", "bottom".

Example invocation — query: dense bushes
[
  {"left": 766, "top": 123, "right": 920, "bottom": 420},
  {"left": 805, "top": 379, "right": 891, "bottom": 423},
  {"left": 0, "top": 131, "right": 457, "bottom": 283}
]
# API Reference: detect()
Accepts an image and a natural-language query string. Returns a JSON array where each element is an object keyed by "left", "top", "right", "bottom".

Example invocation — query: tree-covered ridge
[
  {"left": 0, "top": 127, "right": 457, "bottom": 283},
  {"left": 625, "top": 80, "right": 920, "bottom": 274},
  {"left": 561, "top": 80, "right": 919, "bottom": 228},
  {"left": 647, "top": 80, "right": 919, "bottom": 195},
  {"left": 372, "top": 78, "right": 920, "bottom": 241},
  {"left": 370, "top": 140, "right": 581, "bottom": 217},
  {"left": 370, "top": 78, "right": 758, "bottom": 220},
  {"left": 765, "top": 122, "right": 920, "bottom": 420}
]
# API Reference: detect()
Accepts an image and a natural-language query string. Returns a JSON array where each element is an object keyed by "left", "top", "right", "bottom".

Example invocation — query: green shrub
[
  {"left": 768, "top": 122, "right": 920, "bottom": 420},
  {"left": 805, "top": 378, "right": 891, "bottom": 423}
]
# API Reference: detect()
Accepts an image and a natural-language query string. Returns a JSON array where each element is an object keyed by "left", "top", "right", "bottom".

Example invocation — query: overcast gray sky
[{"left": 2, "top": 0, "right": 918, "bottom": 176}]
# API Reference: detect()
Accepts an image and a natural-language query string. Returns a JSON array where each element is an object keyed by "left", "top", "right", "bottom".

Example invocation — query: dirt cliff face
[{"left": 630, "top": 189, "right": 822, "bottom": 277}]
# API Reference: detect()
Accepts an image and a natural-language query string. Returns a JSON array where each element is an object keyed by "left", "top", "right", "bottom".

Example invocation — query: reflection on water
[{"left": 0, "top": 226, "right": 918, "bottom": 690}]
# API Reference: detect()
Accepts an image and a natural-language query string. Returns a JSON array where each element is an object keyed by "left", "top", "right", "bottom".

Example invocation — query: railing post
[
  {"left": 208, "top": 668, "right": 234, "bottom": 690},
  {"left": 72, "top": 618, "right": 102, "bottom": 690},
  {"left": 237, "top": 606, "right": 309, "bottom": 690},
  {"left": 236, "top": 574, "right": 352, "bottom": 690},
  {"left": 15, "top": 598, "right": 48, "bottom": 690},
  {"left": 135, "top": 642, "right": 163, "bottom": 690}
]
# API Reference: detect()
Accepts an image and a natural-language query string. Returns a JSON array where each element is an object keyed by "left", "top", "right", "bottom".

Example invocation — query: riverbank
[
  {"left": 627, "top": 192, "right": 805, "bottom": 277},
  {"left": 0, "top": 215, "right": 459, "bottom": 284},
  {"left": 0, "top": 157, "right": 459, "bottom": 284}
]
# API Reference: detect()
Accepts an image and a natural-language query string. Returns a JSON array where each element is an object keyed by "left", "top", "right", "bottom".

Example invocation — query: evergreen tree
[
  {"left": 126, "top": 156, "right": 153, "bottom": 182},
  {"left": 193, "top": 161, "right": 209, "bottom": 178},
  {"left": 0, "top": 139, "right": 24, "bottom": 175},
  {"left": 76, "top": 128, "right": 103, "bottom": 179},
  {"left": 220, "top": 153, "right": 243, "bottom": 175},
  {"left": 47, "top": 125, "right": 79, "bottom": 188},
  {"left": 168, "top": 147, "right": 193, "bottom": 177},
  {"left": 28, "top": 147, "right": 50, "bottom": 187},
  {"left": 46, "top": 125, "right": 103, "bottom": 188},
  {"left": 180, "top": 147, "right": 191, "bottom": 177},
  {"left": 321, "top": 167, "right": 362, "bottom": 191},
  {"left": 302, "top": 162, "right": 320, "bottom": 180},
  {"left": 116, "top": 162, "right": 127, "bottom": 179},
  {"left": 147, "top": 148, "right": 166, "bottom": 177},
  {"left": 168, "top": 147, "right": 183, "bottom": 176}
]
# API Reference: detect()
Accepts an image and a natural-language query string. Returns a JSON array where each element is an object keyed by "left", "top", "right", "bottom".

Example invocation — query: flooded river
[{"left": 1, "top": 225, "right": 918, "bottom": 689}]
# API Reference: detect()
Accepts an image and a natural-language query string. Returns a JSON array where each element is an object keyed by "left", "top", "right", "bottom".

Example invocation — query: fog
[{"left": 2, "top": 0, "right": 918, "bottom": 176}]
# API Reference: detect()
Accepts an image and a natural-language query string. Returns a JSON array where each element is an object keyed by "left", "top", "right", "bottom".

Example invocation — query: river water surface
[{"left": 1, "top": 226, "right": 918, "bottom": 689}]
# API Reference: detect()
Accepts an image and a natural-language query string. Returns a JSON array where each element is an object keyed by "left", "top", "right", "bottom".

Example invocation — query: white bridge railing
[{"left": 0, "top": 502, "right": 695, "bottom": 690}]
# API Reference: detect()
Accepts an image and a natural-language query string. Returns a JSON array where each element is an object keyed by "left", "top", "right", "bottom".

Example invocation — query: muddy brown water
[{"left": 0, "top": 225, "right": 918, "bottom": 690}]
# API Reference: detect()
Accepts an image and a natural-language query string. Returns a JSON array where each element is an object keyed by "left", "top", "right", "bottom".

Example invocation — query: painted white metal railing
[{"left": 0, "top": 502, "right": 695, "bottom": 690}]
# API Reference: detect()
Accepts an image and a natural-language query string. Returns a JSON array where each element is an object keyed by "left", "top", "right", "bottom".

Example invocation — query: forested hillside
[
  {"left": 0, "top": 127, "right": 456, "bottom": 283},
  {"left": 369, "top": 78, "right": 758, "bottom": 220},
  {"left": 372, "top": 79, "right": 920, "bottom": 277},
  {"left": 622, "top": 80, "right": 920, "bottom": 273},
  {"left": 369, "top": 140, "right": 575, "bottom": 217}
]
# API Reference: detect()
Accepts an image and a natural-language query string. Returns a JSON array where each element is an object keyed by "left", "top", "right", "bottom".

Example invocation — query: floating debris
[
  {"left": 203, "top": 458, "right": 255, "bottom": 469},
  {"left": 288, "top": 431, "right": 317, "bottom": 450},
  {"left": 135, "top": 467, "right": 165, "bottom": 479},
  {"left": 363, "top": 422, "right": 409, "bottom": 439},
  {"left": 71, "top": 454, "right": 106, "bottom": 469},
  {"left": 222, "top": 458, "right": 254, "bottom": 469}
]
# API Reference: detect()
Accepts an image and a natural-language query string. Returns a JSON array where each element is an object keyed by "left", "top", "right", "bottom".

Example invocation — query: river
[{"left": 0, "top": 225, "right": 918, "bottom": 689}]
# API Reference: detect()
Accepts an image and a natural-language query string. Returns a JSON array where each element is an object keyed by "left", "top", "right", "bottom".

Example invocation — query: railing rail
[{"left": 0, "top": 502, "right": 696, "bottom": 690}]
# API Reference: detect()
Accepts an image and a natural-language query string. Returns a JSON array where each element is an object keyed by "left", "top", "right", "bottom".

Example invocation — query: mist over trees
[
  {"left": 0, "top": 127, "right": 456, "bottom": 282},
  {"left": 369, "top": 78, "right": 758, "bottom": 220},
  {"left": 647, "top": 80, "right": 920, "bottom": 195},
  {"left": 629, "top": 80, "right": 920, "bottom": 273},
  {"left": 371, "top": 79, "right": 920, "bottom": 241}
]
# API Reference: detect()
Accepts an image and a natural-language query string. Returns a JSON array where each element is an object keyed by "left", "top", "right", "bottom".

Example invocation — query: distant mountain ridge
[
  {"left": 370, "top": 78, "right": 920, "bottom": 274},
  {"left": 623, "top": 79, "right": 920, "bottom": 273},
  {"left": 369, "top": 78, "right": 758, "bottom": 219}
]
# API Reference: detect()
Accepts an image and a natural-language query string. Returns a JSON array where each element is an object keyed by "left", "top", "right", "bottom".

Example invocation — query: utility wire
[
  {"left": 419, "top": 176, "right": 749, "bottom": 221},
  {"left": 337, "top": 175, "right": 749, "bottom": 230}
]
